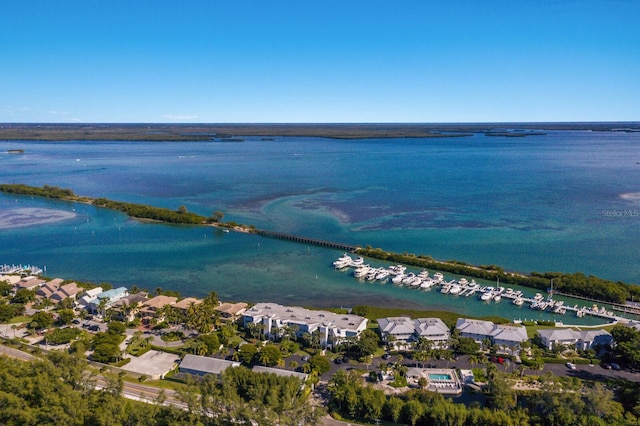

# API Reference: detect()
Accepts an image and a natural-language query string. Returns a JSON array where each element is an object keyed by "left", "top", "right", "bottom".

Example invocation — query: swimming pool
[{"left": 428, "top": 373, "right": 452, "bottom": 381}]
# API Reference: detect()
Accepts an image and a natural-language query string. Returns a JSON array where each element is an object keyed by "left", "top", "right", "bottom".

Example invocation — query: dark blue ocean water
[{"left": 1, "top": 130, "right": 639, "bottom": 323}]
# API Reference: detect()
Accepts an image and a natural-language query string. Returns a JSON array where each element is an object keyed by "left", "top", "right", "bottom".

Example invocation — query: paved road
[{"left": 0, "top": 343, "right": 35, "bottom": 361}]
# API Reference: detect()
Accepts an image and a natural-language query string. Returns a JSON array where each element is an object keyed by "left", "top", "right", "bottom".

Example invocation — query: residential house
[
  {"left": 413, "top": 318, "right": 450, "bottom": 348},
  {"left": 1, "top": 275, "right": 22, "bottom": 286},
  {"left": 87, "top": 287, "right": 128, "bottom": 314},
  {"left": 139, "top": 295, "right": 177, "bottom": 323},
  {"left": 51, "top": 282, "right": 83, "bottom": 303},
  {"left": 36, "top": 278, "right": 64, "bottom": 299},
  {"left": 77, "top": 287, "right": 104, "bottom": 309},
  {"left": 242, "top": 302, "right": 368, "bottom": 347},
  {"left": 215, "top": 302, "right": 248, "bottom": 322},
  {"left": 14, "top": 276, "right": 46, "bottom": 291},
  {"left": 490, "top": 325, "right": 529, "bottom": 353},
  {"left": 537, "top": 328, "right": 613, "bottom": 351},
  {"left": 377, "top": 317, "right": 450, "bottom": 350},
  {"left": 455, "top": 318, "right": 528, "bottom": 354},
  {"left": 110, "top": 292, "right": 149, "bottom": 322},
  {"left": 377, "top": 317, "right": 418, "bottom": 349},
  {"left": 174, "top": 297, "right": 202, "bottom": 312},
  {"left": 179, "top": 354, "right": 240, "bottom": 378},
  {"left": 455, "top": 319, "right": 496, "bottom": 343}
]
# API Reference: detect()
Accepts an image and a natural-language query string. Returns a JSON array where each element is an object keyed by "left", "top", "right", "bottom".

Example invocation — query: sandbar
[{"left": 0, "top": 208, "right": 76, "bottom": 229}]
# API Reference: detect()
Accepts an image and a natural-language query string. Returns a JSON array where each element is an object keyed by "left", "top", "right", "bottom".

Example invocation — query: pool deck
[{"left": 407, "top": 368, "right": 462, "bottom": 395}]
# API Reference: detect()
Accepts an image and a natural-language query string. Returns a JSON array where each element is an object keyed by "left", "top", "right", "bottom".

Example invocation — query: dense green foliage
[
  {"left": 177, "top": 365, "right": 322, "bottom": 424},
  {"left": 610, "top": 325, "right": 640, "bottom": 369},
  {"left": 0, "top": 183, "right": 75, "bottom": 199},
  {"left": 46, "top": 327, "right": 82, "bottom": 345},
  {"left": 328, "top": 369, "right": 631, "bottom": 425},
  {"left": 0, "top": 352, "right": 190, "bottom": 425},
  {"left": 357, "top": 247, "right": 638, "bottom": 304},
  {"left": 93, "top": 197, "right": 207, "bottom": 224}
]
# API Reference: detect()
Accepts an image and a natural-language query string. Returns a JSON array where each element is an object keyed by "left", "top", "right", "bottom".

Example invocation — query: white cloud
[
  {"left": 49, "top": 110, "right": 70, "bottom": 115},
  {"left": 0, "top": 106, "right": 30, "bottom": 116},
  {"left": 162, "top": 114, "right": 199, "bottom": 120}
]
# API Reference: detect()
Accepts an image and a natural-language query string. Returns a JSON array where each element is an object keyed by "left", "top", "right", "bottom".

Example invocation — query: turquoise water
[
  {"left": 428, "top": 373, "right": 453, "bottom": 381},
  {"left": 1, "top": 130, "right": 639, "bottom": 324}
]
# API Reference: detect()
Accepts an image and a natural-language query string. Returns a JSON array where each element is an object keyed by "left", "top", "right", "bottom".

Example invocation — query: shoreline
[
  {"left": 1, "top": 122, "right": 639, "bottom": 141},
  {"left": 1, "top": 183, "right": 638, "bottom": 305}
]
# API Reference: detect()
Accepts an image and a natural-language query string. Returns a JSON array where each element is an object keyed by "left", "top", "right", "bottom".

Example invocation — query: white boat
[
  {"left": 391, "top": 273, "right": 406, "bottom": 284},
  {"left": 420, "top": 279, "right": 435, "bottom": 289},
  {"left": 333, "top": 259, "right": 351, "bottom": 269},
  {"left": 433, "top": 272, "right": 444, "bottom": 283},
  {"left": 365, "top": 268, "right": 380, "bottom": 281},
  {"left": 480, "top": 291, "right": 494, "bottom": 301},
  {"left": 493, "top": 294, "right": 502, "bottom": 302},
  {"left": 351, "top": 257, "right": 365, "bottom": 267},
  {"left": 353, "top": 265, "right": 370, "bottom": 278},
  {"left": 534, "top": 293, "right": 544, "bottom": 301},
  {"left": 440, "top": 284, "right": 452, "bottom": 294},
  {"left": 458, "top": 278, "right": 469, "bottom": 286},
  {"left": 449, "top": 284, "right": 462, "bottom": 295},
  {"left": 376, "top": 270, "right": 390, "bottom": 281},
  {"left": 401, "top": 273, "right": 417, "bottom": 285},
  {"left": 388, "top": 265, "right": 405, "bottom": 275},
  {"left": 513, "top": 297, "right": 524, "bottom": 306},
  {"left": 418, "top": 270, "right": 430, "bottom": 279},
  {"left": 408, "top": 278, "right": 423, "bottom": 288}
]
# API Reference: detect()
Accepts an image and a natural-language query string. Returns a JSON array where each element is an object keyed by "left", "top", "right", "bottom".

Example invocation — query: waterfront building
[
  {"left": 14, "top": 276, "right": 46, "bottom": 291},
  {"left": 173, "top": 297, "right": 202, "bottom": 312},
  {"left": 139, "top": 295, "right": 177, "bottom": 322},
  {"left": 413, "top": 318, "right": 451, "bottom": 348},
  {"left": 51, "top": 282, "right": 82, "bottom": 303},
  {"left": 76, "top": 287, "right": 104, "bottom": 309},
  {"left": 377, "top": 317, "right": 416, "bottom": 349},
  {"left": 455, "top": 318, "right": 528, "bottom": 354},
  {"left": 36, "top": 278, "right": 64, "bottom": 298},
  {"left": 377, "top": 317, "right": 450, "bottom": 350},
  {"left": 179, "top": 354, "right": 240, "bottom": 378},
  {"left": 537, "top": 328, "right": 613, "bottom": 350},
  {"left": 87, "top": 287, "right": 128, "bottom": 313},
  {"left": 110, "top": 292, "right": 149, "bottom": 321},
  {"left": 215, "top": 302, "right": 248, "bottom": 322},
  {"left": 241, "top": 302, "right": 368, "bottom": 347},
  {"left": 0, "top": 275, "right": 21, "bottom": 286}
]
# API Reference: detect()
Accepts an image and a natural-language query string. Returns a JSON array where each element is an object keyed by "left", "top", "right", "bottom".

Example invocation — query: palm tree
[
  {"left": 289, "top": 360, "right": 299, "bottom": 371},
  {"left": 468, "top": 354, "right": 479, "bottom": 369}
]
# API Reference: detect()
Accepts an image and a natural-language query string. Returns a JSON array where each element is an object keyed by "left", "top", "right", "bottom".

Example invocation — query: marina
[
  {"left": 332, "top": 253, "right": 629, "bottom": 324},
  {"left": 0, "top": 263, "right": 43, "bottom": 276}
]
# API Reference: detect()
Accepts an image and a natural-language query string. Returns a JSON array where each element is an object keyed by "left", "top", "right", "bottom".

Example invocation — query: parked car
[
  {"left": 610, "top": 362, "right": 621, "bottom": 371},
  {"left": 88, "top": 325, "right": 100, "bottom": 332},
  {"left": 382, "top": 353, "right": 391, "bottom": 360},
  {"left": 301, "top": 355, "right": 310, "bottom": 362},
  {"left": 601, "top": 362, "right": 612, "bottom": 369},
  {"left": 334, "top": 357, "right": 343, "bottom": 364},
  {"left": 566, "top": 362, "right": 576, "bottom": 370}
]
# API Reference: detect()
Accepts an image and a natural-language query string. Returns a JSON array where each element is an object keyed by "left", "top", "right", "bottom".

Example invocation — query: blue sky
[{"left": 1, "top": 1, "right": 638, "bottom": 123}]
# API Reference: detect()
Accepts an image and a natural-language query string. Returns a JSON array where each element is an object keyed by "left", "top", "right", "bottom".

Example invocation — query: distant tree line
[
  {"left": 0, "top": 183, "right": 75, "bottom": 199},
  {"left": 357, "top": 247, "right": 639, "bottom": 304},
  {"left": 93, "top": 198, "right": 207, "bottom": 225}
]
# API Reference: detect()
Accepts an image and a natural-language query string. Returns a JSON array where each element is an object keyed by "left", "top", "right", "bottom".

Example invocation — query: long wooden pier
[{"left": 257, "top": 230, "right": 359, "bottom": 252}]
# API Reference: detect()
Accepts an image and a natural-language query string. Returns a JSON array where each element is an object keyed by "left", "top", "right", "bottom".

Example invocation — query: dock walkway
[{"left": 257, "top": 230, "right": 359, "bottom": 252}]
